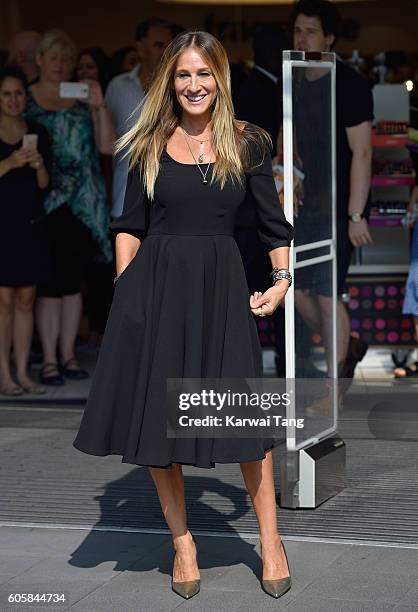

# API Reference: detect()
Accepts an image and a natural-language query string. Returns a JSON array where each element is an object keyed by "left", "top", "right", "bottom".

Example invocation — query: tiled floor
[
  {"left": 2, "top": 345, "right": 417, "bottom": 404},
  {"left": 263, "top": 345, "right": 417, "bottom": 382}
]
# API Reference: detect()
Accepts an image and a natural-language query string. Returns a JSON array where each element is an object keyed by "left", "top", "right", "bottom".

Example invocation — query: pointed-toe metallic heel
[
  {"left": 171, "top": 578, "right": 201, "bottom": 599},
  {"left": 260, "top": 540, "right": 292, "bottom": 599},
  {"left": 171, "top": 534, "right": 200, "bottom": 599},
  {"left": 261, "top": 576, "right": 291, "bottom": 599}
]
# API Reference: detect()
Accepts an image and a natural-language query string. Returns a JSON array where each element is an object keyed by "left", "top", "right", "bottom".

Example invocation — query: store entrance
[{"left": 279, "top": 51, "right": 345, "bottom": 509}]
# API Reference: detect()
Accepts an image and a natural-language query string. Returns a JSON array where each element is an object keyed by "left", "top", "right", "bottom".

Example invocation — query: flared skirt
[{"left": 73, "top": 234, "right": 281, "bottom": 468}]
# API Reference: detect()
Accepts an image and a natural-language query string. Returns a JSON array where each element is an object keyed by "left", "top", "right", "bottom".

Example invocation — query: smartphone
[
  {"left": 59, "top": 82, "right": 90, "bottom": 99},
  {"left": 22, "top": 134, "right": 38, "bottom": 151}
]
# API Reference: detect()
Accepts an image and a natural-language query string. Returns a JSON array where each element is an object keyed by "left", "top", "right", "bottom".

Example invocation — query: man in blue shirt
[{"left": 105, "top": 18, "right": 172, "bottom": 217}]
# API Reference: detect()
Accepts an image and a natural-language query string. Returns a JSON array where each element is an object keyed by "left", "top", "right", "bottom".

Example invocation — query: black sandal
[
  {"left": 40, "top": 363, "right": 64, "bottom": 386},
  {"left": 391, "top": 352, "right": 418, "bottom": 379},
  {"left": 60, "top": 357, "right": 89, "bottom": 380},
  {"left": 393, "top": 361, "right": 418, "bottom": 379}
]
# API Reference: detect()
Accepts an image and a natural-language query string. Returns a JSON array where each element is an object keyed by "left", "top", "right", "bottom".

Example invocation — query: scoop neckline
[
  {"left": 1, "top": 135, "right": 24, "bottom": 147},
  {"left": 29, "top": 88, "right": 76, "bottom": 113},
  {"left": 0, "top": 122, "right": 30, "bottom": 147},
  {"left": 163, "top": 148, "right": 215, "bottom": 166}
]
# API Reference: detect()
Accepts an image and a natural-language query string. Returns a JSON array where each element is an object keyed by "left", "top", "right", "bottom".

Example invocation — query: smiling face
[
  {"left": 77, "top": 53, "right": 99, "bottom": 81},
  {"left": 37, "top": 43, "right": 74, "bottom": 84},
  {"left": 0, "top": 77, "right": 27, "bottom": 117},
  {"left": 173, "top": 48, "right": 217, "bottom": 120},
  {"left": 293, "top": 14, "right": 335, "bottom": 53}
]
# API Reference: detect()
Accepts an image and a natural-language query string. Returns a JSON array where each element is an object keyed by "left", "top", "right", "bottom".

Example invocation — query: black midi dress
[
  {"left": 73, "top": 132, "right": 294, "bottom": 468},
  {"left": 0, "top": 121, "right": 51, "bottom": 287}
]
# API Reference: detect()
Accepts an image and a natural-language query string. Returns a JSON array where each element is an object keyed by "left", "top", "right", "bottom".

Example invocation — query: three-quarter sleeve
[
  {"left": 109, "top": 163, "right": 149, "bottom": 240},
  {"left": 246, "top": 141, "right": 294, "bottom": 252}
]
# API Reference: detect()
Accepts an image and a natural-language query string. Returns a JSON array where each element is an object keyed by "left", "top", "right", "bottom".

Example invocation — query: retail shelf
[
  {"left": 372, "top": 133, "right": 409, "bottom": 148},
  {"left": 369, "top": 216, "right": 404, "bottom": 227},
  {"left": 371, "top": 175, "right": 415, "bottom": 187},
  {"left": 348, "top": 264, "right": 409, "bottom": 275}
]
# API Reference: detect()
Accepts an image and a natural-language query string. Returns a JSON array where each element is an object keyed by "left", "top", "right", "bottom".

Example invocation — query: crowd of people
[
  {"left": 0, "top": 0, "right": 417, "bottom": 396},
  {"left": 0, "top": 19, "right": 178, "bottom": 394}
]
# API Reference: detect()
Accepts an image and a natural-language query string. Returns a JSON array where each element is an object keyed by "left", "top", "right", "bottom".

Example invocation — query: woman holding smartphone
[
  {"left": 0, "top": 66, "right": 50, "bottom": 395},
  {"left": 24, "top": 29, "right": 115, "bottom": 386}
]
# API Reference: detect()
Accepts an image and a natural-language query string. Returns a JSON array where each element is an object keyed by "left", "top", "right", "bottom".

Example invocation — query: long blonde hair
[
  {"left": 117, "top": 30, "right": 271, "bottom": 200},
  {"left": 36, "top": 29, "right": 77, "bottom": 61}
]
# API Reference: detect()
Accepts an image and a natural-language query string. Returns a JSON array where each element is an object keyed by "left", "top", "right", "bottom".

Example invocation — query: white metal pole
[
  {"left": 330, "top": 56, "right": 338, "bottom": 423},
  {"left": 282, "top": 52, "right": 296, "bottom": 451}
]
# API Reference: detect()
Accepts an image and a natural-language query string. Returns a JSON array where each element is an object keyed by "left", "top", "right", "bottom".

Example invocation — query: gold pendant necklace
[
  {"left": 181, "top": 128, "right": 212, "bottom": 184},
  {"left": 181, "top": 127, "right": 210, "bottom": 165}
]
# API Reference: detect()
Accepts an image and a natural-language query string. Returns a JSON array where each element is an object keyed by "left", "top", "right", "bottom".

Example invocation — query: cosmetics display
[
  {"left": 370, "top": 201, "right": 407, "bottom": 216},
  {"left": 256, "top": 277, "right": 414, "bottom": 348},
  {"left": 369, "top": 201, "right": 408, "bottom": 227},
  {"left": 347, "top": 84, "right": 415, "bottom": 346},
  {"left": 358, "top": 123, "right": 414, "bottom": 234},
  {"left": 346, "top": 280, "right": 414, "bottom": 346},
  {"left": 375, "top": 120, "right": 409, "bottom": 135},
  {"left": 257, "top": 316, "right": 275, "bottom": 348},
  {"left": 257, "top": 87, "right": 416, "bottom": 350},
  {"left": 373, "top": 159, "right": 413, "bottom": 176},
  {"left": 371, "top": 157, "right": 415, "bottom": 187},
  {"left": 347, "top": 121, "right": 415, "bottom": 345}
]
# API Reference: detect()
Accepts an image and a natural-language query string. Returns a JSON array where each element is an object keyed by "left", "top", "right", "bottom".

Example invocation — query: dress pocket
[{"left": 115, "top": 252, "right": 138, "bottom": 286}]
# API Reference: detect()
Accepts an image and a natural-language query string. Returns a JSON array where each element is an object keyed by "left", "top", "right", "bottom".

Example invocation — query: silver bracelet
[{"left": 270, "top": 267, "right": 292, "bottom": 287}]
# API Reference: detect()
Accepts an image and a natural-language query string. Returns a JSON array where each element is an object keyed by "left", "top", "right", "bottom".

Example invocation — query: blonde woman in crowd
[{"left": 24, "top": 29, "right": 115, "bottom": 385}]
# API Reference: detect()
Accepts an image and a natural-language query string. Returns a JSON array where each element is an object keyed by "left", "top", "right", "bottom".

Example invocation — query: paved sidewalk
[
  {"left": 1, "top": 346, "right": 418, "bottom": 611},
  {"left": 1, "top": 526, "right": 418, "bottom": 612}
]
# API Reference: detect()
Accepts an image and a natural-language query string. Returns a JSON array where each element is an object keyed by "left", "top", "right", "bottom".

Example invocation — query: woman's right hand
[
  {"left": 8, "top": 149, "right": 31, "bottom": 169},
  {"left": 405, "top": 187, "right": 418, "bottom": 228}
]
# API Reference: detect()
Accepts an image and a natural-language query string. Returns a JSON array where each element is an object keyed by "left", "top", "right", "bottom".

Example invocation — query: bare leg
[
  {"left": 240, "top": 450, "right": 289, "bottom": 580},
  {"left": 148, "top": 464, "right": 200, "bottom": 582},
  {"left": 294, "top": 289, "right": 321, "bottom": 332},
  {"left": 59, "top": 292, "right": 82, "bottom": 364},
  {"left": 317, "top": 295, "right": 350, "bottom": 371},
  {"left": 0, "top": 287, "right": 19, "bottom": 391},
  {"left": 36, "top": 296, "right": 61, "bottom": 367},
  {"left": 13, "top": 286, "right": 37, "bottom": 386}
]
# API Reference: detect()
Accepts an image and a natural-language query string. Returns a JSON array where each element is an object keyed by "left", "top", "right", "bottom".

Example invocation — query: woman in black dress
[
  {"left": 0, "top": 66, "right": 50, "bottom": 395},
  {"left": 73, "top": 32, "right": 294, "bottom": 600}
]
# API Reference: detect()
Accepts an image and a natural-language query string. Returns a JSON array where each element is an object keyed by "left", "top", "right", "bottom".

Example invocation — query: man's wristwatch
[{"left": 348, "top": 212, "right": 364, "bottom": 223}]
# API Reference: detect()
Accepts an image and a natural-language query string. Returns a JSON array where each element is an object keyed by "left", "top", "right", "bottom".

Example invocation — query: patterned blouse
[{"left": 24, "top": 92, "right": 112, "bottom": 262}]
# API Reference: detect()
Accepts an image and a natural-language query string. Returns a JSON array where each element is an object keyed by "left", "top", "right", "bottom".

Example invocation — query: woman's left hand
[
  {"left": 80, "top": 79, "right": 104, "bottom": 108},
  {"left": 250, "top": 280, "right": 289, "bottom": 317}
]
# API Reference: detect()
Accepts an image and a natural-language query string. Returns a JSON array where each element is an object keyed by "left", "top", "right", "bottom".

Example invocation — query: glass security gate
[{"left": 280, "top": 51, "right": 346, "bottom": 508}]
